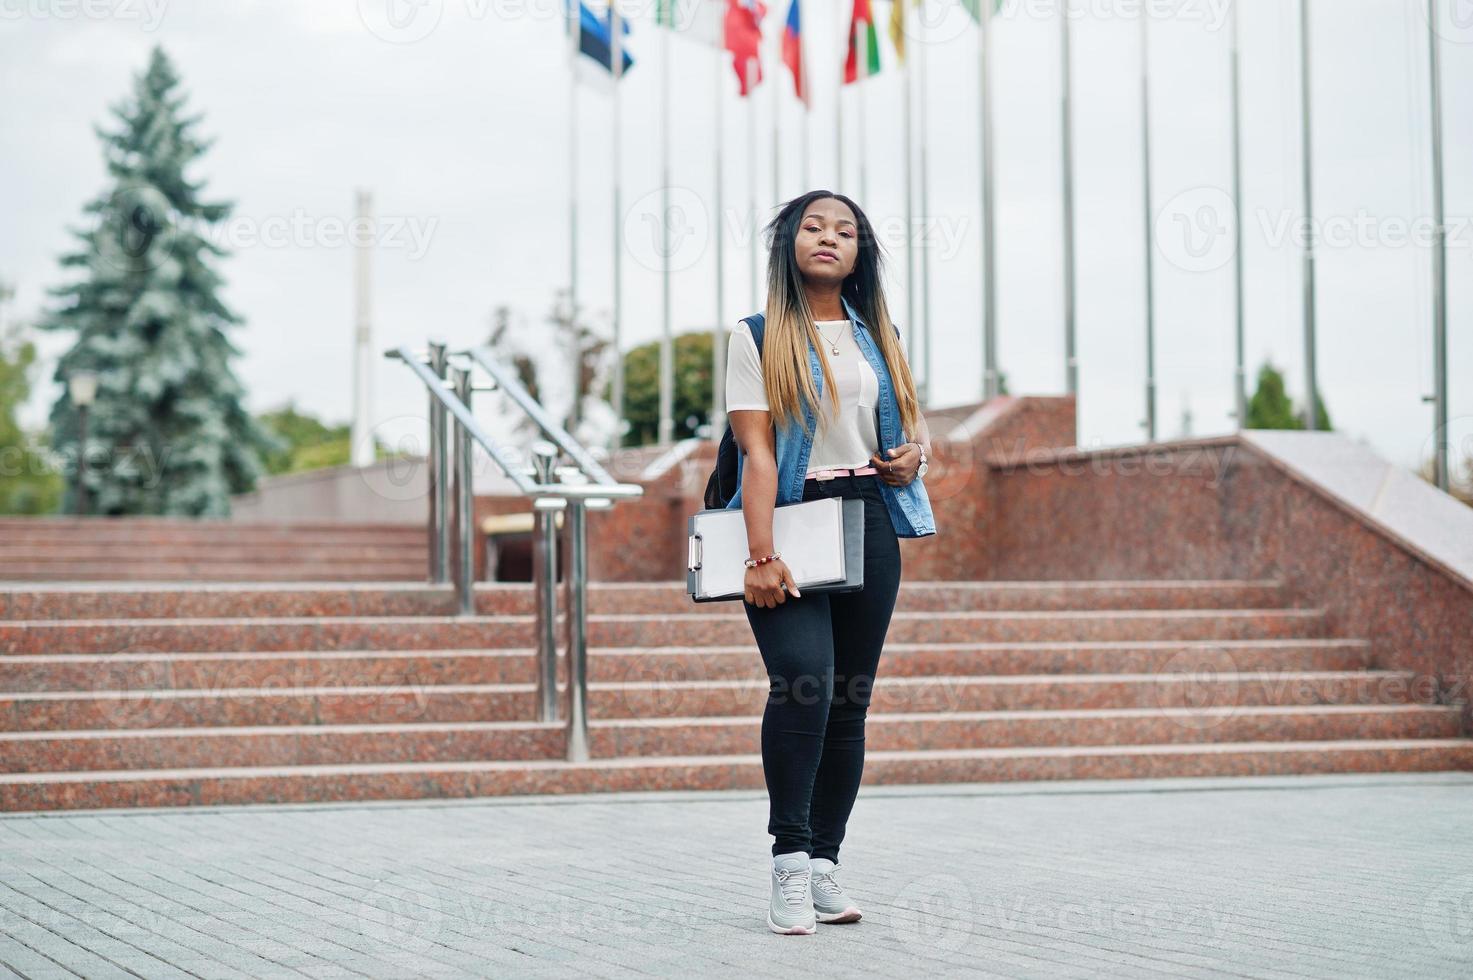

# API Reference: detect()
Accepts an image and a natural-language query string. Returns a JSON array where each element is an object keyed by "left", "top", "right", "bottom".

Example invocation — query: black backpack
[{"left": 703, "top": 314, "right": 767, "bottom": 509}]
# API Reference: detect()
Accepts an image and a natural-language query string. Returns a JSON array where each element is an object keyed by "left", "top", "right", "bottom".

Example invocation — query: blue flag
[{"left": 565, "top": 0, "right": 634, "bottom": 77}]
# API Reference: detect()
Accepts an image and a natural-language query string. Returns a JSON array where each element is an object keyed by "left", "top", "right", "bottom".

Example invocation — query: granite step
[
  {"left": 3, "top": 739, "right": 1470, "bottom": 811},
  {"left": 0, "top": 640, "right": 1374, "bottom": 692},
  {"left": 0, "top": 617, "right": 538, "bottom": 655},
  {"left": 0, "top": 609, "right": 1328, "bottom": 655},
  {"left": 0, "top": 520, "right": 425, "bottom": 545},
  {"left": 588, "top": 670, "right": 1424, "bottom": 719},
  {"left": 1, "top": 705, "right": 1459, "bottom": 773},
  {"left": 0, "top": 684, "right": 538, "bottom": 731},
  {"left": 0, "top": 580, "right": 1296, "bottom": 621},
  {"left": 590, "top": 609, "right": 1331, "bottom": 647},
  {"left": 0, "top": 563, "right": 428, "bottom": 583},
  {"left": 0, "top": 670, "right": 1423, "bottom": 731},
  {"left": 0, "top": 649, "right": 543, "bottom": 691},
  {"left": 583, "top": 639, "right": 1371, "bottom": 683}
]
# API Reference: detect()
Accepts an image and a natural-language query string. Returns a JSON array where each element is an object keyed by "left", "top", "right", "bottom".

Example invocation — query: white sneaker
[
  {"left": 809, "top": 857, "right": 862, "bottom": 923},
  {"left": 767, "top": 851, "right": 817, "bottom": 935}
]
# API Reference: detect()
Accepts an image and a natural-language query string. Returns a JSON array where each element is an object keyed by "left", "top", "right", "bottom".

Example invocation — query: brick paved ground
[{"left": 1, "top": 773, "right": 1471, "bottom": 978}]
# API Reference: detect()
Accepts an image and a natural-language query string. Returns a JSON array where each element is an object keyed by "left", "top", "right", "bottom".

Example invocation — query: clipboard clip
[{"left": 687, "top": 533, "right": 702, "bottom": 571}]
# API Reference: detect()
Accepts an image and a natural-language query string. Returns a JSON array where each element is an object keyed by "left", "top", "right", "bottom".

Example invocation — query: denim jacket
[{"left": 724, "top": 293, "right": 937, "bottom": 538}]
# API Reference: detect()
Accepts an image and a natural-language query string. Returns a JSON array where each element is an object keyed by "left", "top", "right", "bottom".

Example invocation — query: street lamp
[{"left": 68, "top": 370, "right": 98, "bottom": 516}]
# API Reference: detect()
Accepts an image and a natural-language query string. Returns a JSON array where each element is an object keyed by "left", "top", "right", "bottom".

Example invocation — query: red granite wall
[{"left": 987, "top": 437, "right": 1473, "bottom": 729}]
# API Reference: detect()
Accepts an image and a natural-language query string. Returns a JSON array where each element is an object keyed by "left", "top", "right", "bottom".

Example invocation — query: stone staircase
[
  {"left": 1, "top": 578, "right": 1468, "bottom": 811},
  {"left": 0, "top": 519, "right": 427, "bottom": 582}
]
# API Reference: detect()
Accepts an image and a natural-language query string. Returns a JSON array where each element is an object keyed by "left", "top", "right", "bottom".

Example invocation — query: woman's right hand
[{"left": 744, "top": 558, "right": 801, "bottom": 608}]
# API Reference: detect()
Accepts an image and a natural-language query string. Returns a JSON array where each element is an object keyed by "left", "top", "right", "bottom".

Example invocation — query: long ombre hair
[{"left": 756, "top": 190, "right": 922, "bottom": 443}]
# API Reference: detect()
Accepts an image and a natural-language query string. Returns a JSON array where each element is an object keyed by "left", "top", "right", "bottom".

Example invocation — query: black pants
[{"left": 741, "top": 472, "right": 902, "bottom": 861}]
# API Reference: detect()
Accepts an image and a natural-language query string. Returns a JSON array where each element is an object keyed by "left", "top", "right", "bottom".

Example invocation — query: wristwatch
[{"left": 916, "top": 443, "right": 928, "bottom": 478}]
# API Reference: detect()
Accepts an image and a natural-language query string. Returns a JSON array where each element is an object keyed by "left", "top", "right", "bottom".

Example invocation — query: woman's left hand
[{"left": 871, "top": 442, "right": 920, "bottom": 486}]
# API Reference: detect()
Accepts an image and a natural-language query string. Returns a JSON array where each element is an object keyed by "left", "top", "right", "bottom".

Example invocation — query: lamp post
[{"left": 68, "top": 370, "right": 98, "bottom": 517}]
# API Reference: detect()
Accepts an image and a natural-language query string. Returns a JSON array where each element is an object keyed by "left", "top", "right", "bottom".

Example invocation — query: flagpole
[
  {"left": 917, "top": 0, "right": 932, "bottom": 407},
  {"left": 1060, "top": 0, "right": 1077, "bottom": 398},
  {"left": 772, "top": 28, "right": 781, "bottom": 206},
  {"left": 659, "top": 25, "right": 674, "bottom": 446},
  {"left": 1298, "top": 0, "right": 1318, "bottom": 431},
  {"left": 1426, "top": 0, "right": 1449, "bottom": 489},
  {"left": 900, "top": 0, "right": 916, "bottom": 394},
  {"left": 611, "top": 0, "right": 625, "bottom": 451},
  {"left": 979, "top": 0, "right": 999, "bottom": 400},
  {"left": 568, "top": 0, "right": 581, "bottom": 429},
  {"left": 1139, "top": 7, "right": 1156, "bottom": 441},
  {"left": 749, "top": 75, "right": 759, "bottom": 312},
  {"left": 712, "top": 37, "right": 728, "bottom": 441},
  {"left": 859, "top": 85, "right": 869, "bottom": 205},
  {"left": 1229, "top": 0, "right": 1246, "bottom": 429}
]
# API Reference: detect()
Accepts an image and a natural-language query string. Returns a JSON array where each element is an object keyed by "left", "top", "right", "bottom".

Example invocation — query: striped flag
[
  {"left": 565, "top": 0, "right": 634, "bottom": 87},
  {"left": 843, "top": 0, "right": 880, "bottom": 83},
  {"left": 782, "top": 0, "right": 809, "bottom": 106}
]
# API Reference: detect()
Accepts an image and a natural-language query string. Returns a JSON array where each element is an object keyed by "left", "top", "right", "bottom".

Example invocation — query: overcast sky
[{"left": 1, "top": 0, "right": 1469, "bottom": 471}]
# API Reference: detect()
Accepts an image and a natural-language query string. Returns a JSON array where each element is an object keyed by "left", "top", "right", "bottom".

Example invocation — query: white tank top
[{"left": 725, "top": 318, "right": 908, "bottom": 476}]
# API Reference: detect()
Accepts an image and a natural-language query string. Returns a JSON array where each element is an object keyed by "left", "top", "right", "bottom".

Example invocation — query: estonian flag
[{"left": 565, "top": 0, "right": 634, "bottom": 87}]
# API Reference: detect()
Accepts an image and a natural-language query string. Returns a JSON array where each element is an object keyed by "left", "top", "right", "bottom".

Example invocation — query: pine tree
[
  {"left": 38, "top": 45, "right": 281, "bottom": 516},
  {"left": 1246, "top": 362, "right": 1331, "bottom": 432},
  {"left": 1246, "top": 364, "right": 1298, "bottom": 429}
]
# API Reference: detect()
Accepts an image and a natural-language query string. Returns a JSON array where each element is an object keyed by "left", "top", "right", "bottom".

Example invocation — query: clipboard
[{"left": 686, "top": 497, "right": 866, "bottom": 602}]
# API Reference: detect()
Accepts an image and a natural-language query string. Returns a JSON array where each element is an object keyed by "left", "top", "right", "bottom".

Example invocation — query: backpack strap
[{"left": 741, "top": 313, "right": 766, "bottom": 358}]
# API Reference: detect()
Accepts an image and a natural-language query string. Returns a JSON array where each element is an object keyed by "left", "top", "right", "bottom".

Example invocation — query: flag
[
  {"left": 888, "top": 0, "right": 912, "bottom": 64},
  {"left": 959, "top": 0, "right": 1005, "bottom": 24},
  {"left": 657, "top": 0, "right": 726, "bottom": 45},
  {"left": 782, "top": 0, "right": 808, "bottom": 107},
  {"left": 726, "top": 0, "right": 767, "bottom": 96},
  {"left": 843, "top": 0, "right": 880, "bottom": 84},
  {"left": 565, "top": 0, "right": 634, "bottom": 87}
]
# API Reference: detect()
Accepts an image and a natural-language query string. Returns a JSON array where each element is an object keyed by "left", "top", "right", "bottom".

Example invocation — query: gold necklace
[{"left": 816, "top": 320, "right": 847, "bottom": 356}]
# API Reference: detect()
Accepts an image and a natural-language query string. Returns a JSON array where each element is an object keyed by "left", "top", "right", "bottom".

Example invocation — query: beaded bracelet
[{"left": 744, "top": 552, "right": 781, "bottom": 568}]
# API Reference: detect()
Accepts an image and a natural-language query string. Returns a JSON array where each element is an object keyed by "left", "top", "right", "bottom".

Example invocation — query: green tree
[
  {"left": 612, "top": 330, "right": 713, "bottom": 447},
  {"left": 1246, "top": 362, "right": 1332, "bottom": 431},
  {"left": 0, "top": 322, "right": 64, "bottom": 514},
  {"left": 37, "top": 45, "right": 282, "bottom": 516},
  {"left": 256, "top": 404, "right": 355, "bottom": 475}
]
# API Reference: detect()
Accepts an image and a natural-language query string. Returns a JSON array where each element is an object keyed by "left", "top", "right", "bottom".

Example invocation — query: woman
[{"left": 723, "top": 190, "right": 937, "bottom": 935}]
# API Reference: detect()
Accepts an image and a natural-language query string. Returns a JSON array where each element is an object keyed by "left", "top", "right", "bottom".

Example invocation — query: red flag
[
  {"left": 726, "top": 0, "right": 767, "bottom": 96},
  {"left": 782, "top": 0, "right": 808, "bottom": 107}
]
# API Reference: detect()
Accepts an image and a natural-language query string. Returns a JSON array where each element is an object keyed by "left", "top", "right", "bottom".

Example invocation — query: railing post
[
  {"left": 426, "top": 341, "right": 451, "bottom": 584},
  {"left": 530, "top": 441, "right": 562, "bottom": 723},
  {"left": 451, "top": 365, "right": 476, "bottom": 617},
  {"left": 564, "top": 496, "right": 590, "bottom": 762}
]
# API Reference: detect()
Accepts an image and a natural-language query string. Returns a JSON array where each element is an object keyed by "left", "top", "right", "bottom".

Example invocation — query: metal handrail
[{"left": 384, "top": 343, "right": 645, "bottom": 763}]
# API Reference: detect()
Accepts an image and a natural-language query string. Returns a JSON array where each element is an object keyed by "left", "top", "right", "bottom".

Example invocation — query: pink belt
[{"left": 807, "top": 465, "right": 878, "bottom": 481}]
